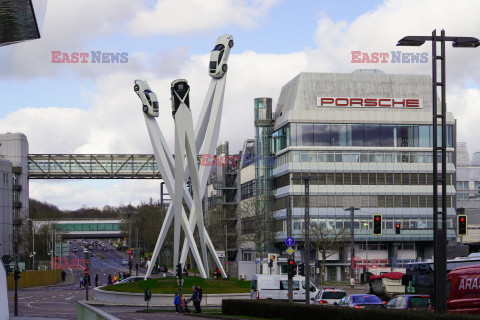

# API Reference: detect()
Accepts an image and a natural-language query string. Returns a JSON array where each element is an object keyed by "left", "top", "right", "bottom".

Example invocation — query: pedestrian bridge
[
  {"left": 34, "top": 219, "right": 124, "bottom": 239},
  {"left": 27, "top": 154, "right": 162, "bottom": 179}
]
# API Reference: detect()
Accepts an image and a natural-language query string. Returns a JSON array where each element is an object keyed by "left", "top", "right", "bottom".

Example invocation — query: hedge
[{"left": 222, "top": 300, "right": 480, "bottom": 320}]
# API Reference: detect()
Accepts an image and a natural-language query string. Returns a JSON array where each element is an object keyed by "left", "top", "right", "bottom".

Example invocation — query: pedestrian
[
  {"left": 190, "top": 286, "right": 200, "bottom": 313},
  {"left": 61, "top": 270, "right": 66, "bottom": 282},
  {"left": 87, "top": 274, "right": 91, "bottom": 286},
  {"left": 79, "top": 276, "right": 83, "bottom": 288},
  {"left": 174, "top": 292, "right": 180, "bottom": 313},
  {"left": 83, "top": 276, "right": 88, "bottom": 287},
  {"left": 126, "top": 272, "right": 130, "bottom": 278},
  {"left": 196, "top": 286, "right": 203, "bottom": 313},
  {"left": 113, "top": 275, "right": 117, "bottom": 283},
  {"left": 95, "top": 274, "right": 99, "bottom": 287},
  {"left": 107, "top": 274, "right": 112, "bottom": 285},
  {"left": 123, "top": 272, "right": 127, "bottom": 279},
  {"left": 118, "top": 272, "right": 121, "bottom": 281},
  {"left": 180, "top": 294, "right": 188, "bottom": 314}
]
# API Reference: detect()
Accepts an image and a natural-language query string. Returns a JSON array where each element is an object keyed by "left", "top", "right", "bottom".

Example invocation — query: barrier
[
  {"left": 93, "top": 287, "right": 250, "bottom": 306},
  {"left": 6, "top": 269, "right": 62, "bottom": 289},
  {"left": 76, "top": 300, "right": 121, "bottom": 320}
]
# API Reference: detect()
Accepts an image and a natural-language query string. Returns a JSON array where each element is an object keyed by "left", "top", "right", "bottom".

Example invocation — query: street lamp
[
  {"left": 290, "top": 175, "right": 323, "bottom": 305},
  {"left": 397, "top": 29, "right": 479, "bottom": 314},
  {"left": 122, "top": 207, "right": 138, "bottom": 275}
]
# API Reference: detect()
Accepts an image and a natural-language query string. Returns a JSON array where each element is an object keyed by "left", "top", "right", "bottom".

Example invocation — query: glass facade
[{"left": 272, "top": 123, "right": 454, "bottom": 153}]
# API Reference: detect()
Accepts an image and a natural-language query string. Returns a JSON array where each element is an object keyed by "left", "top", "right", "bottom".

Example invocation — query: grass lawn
[{"left": 101, "top": 276, "right": 251, "bottom": 294}]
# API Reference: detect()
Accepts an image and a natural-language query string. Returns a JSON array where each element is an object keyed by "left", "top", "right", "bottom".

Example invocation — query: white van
[{"left": 250, "top": 274, "right": 319, "bottom": 301}]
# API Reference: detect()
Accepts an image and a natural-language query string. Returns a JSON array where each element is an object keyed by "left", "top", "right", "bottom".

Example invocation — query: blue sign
[
  {"left": 255, "top": 260, "right": 259, "bottom": 264},
  {"left": 285, "top": 237, "right": 295, "bottom": 246}
]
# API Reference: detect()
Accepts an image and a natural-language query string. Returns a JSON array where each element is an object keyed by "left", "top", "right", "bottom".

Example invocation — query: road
[{"left": 7, "top": 239, "right": 178, "bottom": 319}]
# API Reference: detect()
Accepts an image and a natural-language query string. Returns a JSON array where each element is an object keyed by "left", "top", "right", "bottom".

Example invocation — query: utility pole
[
  {"left": 345, "top": 206, "right": 360, "bottom": 288},
  {"left": 225, "top": 224, "right": 228, "bottom": 277},
  {"left": 32, "top": 221, "right": 35, "bottom": 270},
  {"left": 135, "top": 227, "right": 139, "bottom": 276},
  {"left": 291, "top": 175, "right": 323, "bottom": 305},
  {"left": 287, "top": 196, "right": 293, "bottom": 303}
]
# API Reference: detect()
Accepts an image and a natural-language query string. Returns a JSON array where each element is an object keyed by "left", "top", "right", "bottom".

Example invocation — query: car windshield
[
  {"left": 212, "top": 44, "right": 225, "bottom": 51},
  {"left": 409, "top": 297, "right": 430, "bottom": 309},
  {"left": 322, "top": 291, "right": 346, "bottom": 299},
  {"left": 352, "top": 295, "right": 382, "bottom": 304},
  {"left": 209, "top": 61, "right": 217, "bottom": 70}
]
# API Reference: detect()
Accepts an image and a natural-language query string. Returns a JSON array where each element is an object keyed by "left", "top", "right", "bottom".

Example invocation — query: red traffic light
[
  {"left": 396, "top": 223, "right": 400, "bottom": 228},
  {"left": 375, "top": 217, "right": 380, "bottom": 221},
  {"left": 289, "top": 260, "right": 294, "bottom": 265},
  {"left": 460, "top": 217, "right": 465, "bottom": 222}
]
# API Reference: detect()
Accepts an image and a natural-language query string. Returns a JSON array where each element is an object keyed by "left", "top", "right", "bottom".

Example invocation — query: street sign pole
[{"left": 287, "top": 196, "right": 293, "bottom": 303}]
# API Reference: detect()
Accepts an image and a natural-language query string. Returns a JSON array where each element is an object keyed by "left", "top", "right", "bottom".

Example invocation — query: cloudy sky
[{"left": 1, "top": 0, "right": 479, "bottom": 210}]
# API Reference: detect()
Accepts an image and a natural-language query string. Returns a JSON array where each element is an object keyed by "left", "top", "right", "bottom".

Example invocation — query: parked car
[
  {"left": 121, "top": 258, "right": 129, "bottom": 266},
  {"left": 386, "top": 295, "right": 430, "bottom": 310},
  {"left": 158, "top": 265, "right": 168, "bottom": 273},
  {"left": 338, "top": 294, "right": 385, "bottom": 309},
  {"left": 314, "top": 288, "right": 347, "bottom": 305},
  {"left": 208, "top": 34, "right": 234, "bottom": 79}
]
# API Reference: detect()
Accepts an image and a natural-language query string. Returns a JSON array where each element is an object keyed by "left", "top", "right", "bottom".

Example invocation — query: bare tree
[
  {"left": 303, "top": 222, "right": 349, "bottom": 284},
  {"left": 239, "top": 195, "right": 279, "bottom": 262}
]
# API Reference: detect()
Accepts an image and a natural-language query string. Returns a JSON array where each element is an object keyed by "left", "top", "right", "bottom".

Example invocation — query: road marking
[{"left": 65, "top": 296, "right": 75, "bottom": 300}]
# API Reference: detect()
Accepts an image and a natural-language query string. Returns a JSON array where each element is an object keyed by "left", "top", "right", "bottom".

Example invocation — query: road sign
[
  {"left": 286, "top": 247, "right": 294, "bottom": 255},
  {"left": 216, "top": 251, "right": 225, "bottom": 258},
  {"left": 285, "top": 237, "right": 295, "bottom": 247},
  {"left": 126, "top": 249, "right": 132, "bottom": 255},
  {"left": 255, "top": 260, "right": 259, "bottom": 264},
  {"left": 84, "top": 268, "right": 89, "bottom": 275}
]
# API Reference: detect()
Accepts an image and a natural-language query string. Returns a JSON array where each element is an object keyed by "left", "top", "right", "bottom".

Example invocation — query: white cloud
[
  {"left": 6, "top": 0, "right": 480, "bottom": 210},
  {"left": 129, "top": 0, "right": 281, "bottom": 36}
]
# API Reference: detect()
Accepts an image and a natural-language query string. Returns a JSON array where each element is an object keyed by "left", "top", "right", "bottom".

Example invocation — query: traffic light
[
  {"left": 298, "top": 263, "right": 305, "bottom": 276},
  {"left": 293, "top": 264, "right": 297, "bottom": 275},
  {"left": 457, "top": 215, "right": 468, "bottom": 236},
  {"left": 395, "top": 223, "right": 401, "bottom": 235},
  {"left": 373, "top": 214, "right": 383, "bottom": 235},
  {"left": 176, "top": 263, "right": 183, "bottom": 278},
  {"left": 288, "top": 258, "right": 295, "bottom": 277},
  {"left": 1, "top": 255, "right": 11, "bottom": 275},
  {"left": 14, "top": 268, "right": 21, "bottom": 281}
]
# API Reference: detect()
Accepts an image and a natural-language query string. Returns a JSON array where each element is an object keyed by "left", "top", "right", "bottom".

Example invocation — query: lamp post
[
  {"left": 344, "top": 207, "right": 359, "bottom": 288},
  {"left": 291, "top": 175, "right": 323, "bottom": 305},
  {"left": 123, "top": 208, "right": 138, "bottom": 275},
  {"left": 397, "top": 30, "right": 479, "bottom": 314}
]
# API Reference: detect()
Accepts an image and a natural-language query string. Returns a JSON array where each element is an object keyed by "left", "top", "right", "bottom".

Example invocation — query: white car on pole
[
  {"left": 134, "top": 80, "right": 159, "bottom": 117},
  {"left": 209, "top": 34, "right": 234, "bottom": 79}
]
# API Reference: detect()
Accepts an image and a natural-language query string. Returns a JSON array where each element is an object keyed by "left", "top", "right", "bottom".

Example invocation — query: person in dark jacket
[
  {"left": 190, "top": 286, "right": 201, "bottom": 313},
  {"left": 196, "top": 286, "right": 203, "bottom": 313},
  {"left": 94, "top": 274, "right": 99, "bottom": 287},
  {"left": 107, "top": 274, "right": 112, "bottom": 285},
  {"left": 61, "top": 270, "right": 66, "bottom": 282}
]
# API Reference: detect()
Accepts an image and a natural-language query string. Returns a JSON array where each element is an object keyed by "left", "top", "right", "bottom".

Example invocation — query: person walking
[
  {"left": 107, "top": 274, "right": 112, "bottom": 285},
  {"left": 196, "top": 286, "right": 203, "bottom": 313},
  {"left": 79, "top": 276, "right": 83, "bottom": 289},
  {"left": 87, "top": 274, "right": 91, "bottom": 286},
  {"left": 174, "top": 292, "right": 180, "bottom": 313},
  {"left": 123, "top": 272, "right": 127, "bottom": 279},
  {"left": 113, "top": 275, "right": 117, "bottom": 283},
  {"left": 179, "top": 294, "right": 187, "bottom": 314},
  {"left": 118, "top": 272, "right": 122, "bottom": 281},
  {"left": 94, "top": 274, "right": 99, "bottom": 287},
  {"left": 61, "top": 270, "right": 66, "bottom": 282}
]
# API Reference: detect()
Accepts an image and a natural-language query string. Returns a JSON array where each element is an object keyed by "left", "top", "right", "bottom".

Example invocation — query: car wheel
[
  {"left": 134, "top": 84, "right": 139, "bottom": 91},
  {"left": 222, "top": 64, "right": 228, "bottom": 72},
  {"left": 143, "top": 106, "right": 148, "bottom": 113},
  {"left": 228, "top": 40, "right": 234, "bottom": 48}
]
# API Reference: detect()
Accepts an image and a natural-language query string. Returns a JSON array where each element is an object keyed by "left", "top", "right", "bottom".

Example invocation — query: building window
[
  {"left": 242, "top": 252, "right": 253, "bottom": 261},
  {"left": 241, "top": 180, "right": 255, "bottom": 200},
  {"left": 457, "top": 181, "right": 469, "bottom": 190},
  {"left": 457, "top": 193, "right": 469, "bottom": 200}
]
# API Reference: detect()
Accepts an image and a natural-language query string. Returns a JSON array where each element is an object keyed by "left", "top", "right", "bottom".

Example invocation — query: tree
[
  {"left": 304, "top": 222, "right": 349, "bottom": 284},
  {"left": 239, "top": 195, "right": 279, "bottom": 263}
]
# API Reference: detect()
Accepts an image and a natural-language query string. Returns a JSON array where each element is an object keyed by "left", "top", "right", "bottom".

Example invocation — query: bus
[{"left": 404, "top": 253, "right": 480, "bottom": 296}]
